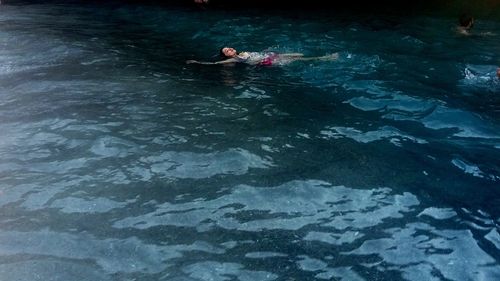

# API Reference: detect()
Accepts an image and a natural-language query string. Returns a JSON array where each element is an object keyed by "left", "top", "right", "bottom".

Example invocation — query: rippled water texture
[{"left": 0, "top": 2, "right": 499, "bottom": 281}]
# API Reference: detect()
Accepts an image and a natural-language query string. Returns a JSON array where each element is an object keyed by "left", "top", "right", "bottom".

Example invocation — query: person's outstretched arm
[{"left": 186, "top": 58, "right": 239, "bottom": 65}]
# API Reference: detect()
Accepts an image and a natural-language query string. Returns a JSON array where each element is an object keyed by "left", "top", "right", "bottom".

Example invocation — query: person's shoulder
[
  {"left": 237, "top": 52, "right": 250, "bottom": 60},
  {"left": 456, "top": 27, "right": 471, "bottom": 36}
]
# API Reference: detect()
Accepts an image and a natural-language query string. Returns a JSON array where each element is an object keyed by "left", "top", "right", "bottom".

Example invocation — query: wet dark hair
[
  {"left": 219, "top": 47, "right": 226, "bottom": 58},
  {"left": 459, "top": 14, "right": 474, "bottom": 28}
]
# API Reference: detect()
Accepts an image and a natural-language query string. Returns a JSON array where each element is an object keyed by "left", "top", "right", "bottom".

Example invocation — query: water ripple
[
  {"left": 114, "top": 180, "right": 419, "bottom": 231},
  {"left": 0, "top": 230, "right": 224, "bottom": 274},
  {"left": 347, "top": 223, "right": 500, "bottom": 281},
  {"left": 0, "top": 3, "right": 499, "bottom": 280}
]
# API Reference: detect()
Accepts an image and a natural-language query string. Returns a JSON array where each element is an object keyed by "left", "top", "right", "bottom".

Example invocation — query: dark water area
[{"left": 0, "top": 1, "right": 499, "bottom": 281}]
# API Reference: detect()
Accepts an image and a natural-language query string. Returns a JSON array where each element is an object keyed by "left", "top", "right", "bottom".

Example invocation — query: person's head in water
[
  {"left": 459, "top": 14, "right": 474, "bottom": 30},
  {"left": 220, "top": 47, "right": 237, "bottom": 58},
  {"left": 497, "top": 68, "right": 500, "bottom": 79}
]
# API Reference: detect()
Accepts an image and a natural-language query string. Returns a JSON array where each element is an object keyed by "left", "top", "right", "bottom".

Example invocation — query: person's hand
[{"left": 186, "top": 60, "right": 197, "bottom": 64}]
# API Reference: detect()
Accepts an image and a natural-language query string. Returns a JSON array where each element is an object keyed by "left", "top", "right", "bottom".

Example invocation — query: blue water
[{"left": 0, "top": 2, "right": 499, "bottom": 281}]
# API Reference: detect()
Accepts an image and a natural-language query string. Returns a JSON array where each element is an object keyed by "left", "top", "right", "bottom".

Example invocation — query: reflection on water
[
  {"left": 0, "top": 2, "right": 499, "bottom": 280},
  {"left": 1, "top": 180, "right": 499, "bottom": 280}
]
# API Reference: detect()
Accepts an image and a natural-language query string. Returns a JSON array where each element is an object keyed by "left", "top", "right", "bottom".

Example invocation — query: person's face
[{"left": 222, "top": 47, "right": 237, "bottom": 57}]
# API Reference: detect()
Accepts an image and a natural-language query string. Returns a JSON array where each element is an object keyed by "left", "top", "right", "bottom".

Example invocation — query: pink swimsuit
[{"left": 259, "top": 53, "right": 279, "bottom": 66}]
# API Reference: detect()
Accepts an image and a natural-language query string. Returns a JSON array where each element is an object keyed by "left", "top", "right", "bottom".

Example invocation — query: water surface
[{"left": 0, "top": 2, "right": 499, "bottom": 280}]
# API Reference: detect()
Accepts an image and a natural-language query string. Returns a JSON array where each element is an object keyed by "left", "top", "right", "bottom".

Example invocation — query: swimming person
[
  {"left": 455, "top": 14, "right": 495, "bottom": 37},
  {"left": 186, "top": 47, "right": 339, "bottom": 66},
  {"left": 457, "top": 14, "right": 474, "bottom": 36}
]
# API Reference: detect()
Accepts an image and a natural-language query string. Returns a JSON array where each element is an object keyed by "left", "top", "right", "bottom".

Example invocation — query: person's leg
[
  {"left": 280, "top": 53, "right": 305, "bottom": 58},
  {"left": 292, "top": 53, "right": 339, "bottom": 61}
]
